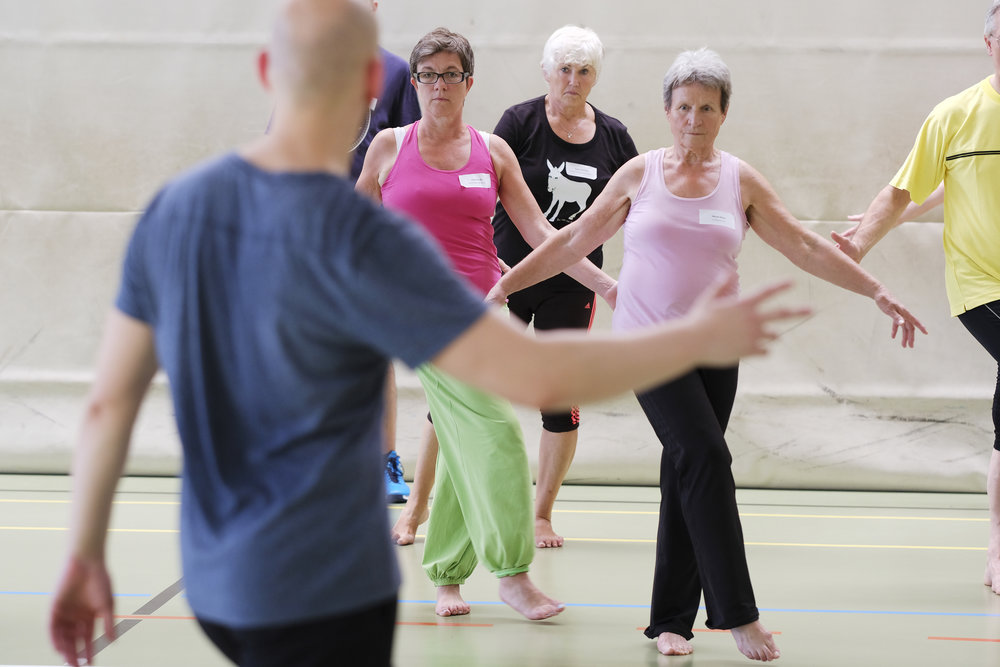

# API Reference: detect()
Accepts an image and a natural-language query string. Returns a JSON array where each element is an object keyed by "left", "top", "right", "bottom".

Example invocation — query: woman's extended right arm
[{"left": 485, "top": 153, "right": 645, "bottom": 306}]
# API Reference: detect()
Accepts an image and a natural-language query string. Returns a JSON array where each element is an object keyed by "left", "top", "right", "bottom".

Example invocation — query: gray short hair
[
  {"left": 409, "top": 27, "right": 474, "bottom": 76},
  {"left": 662, "top": 48, "right": 732, "bottom": 113},
  {"left": 540, "top": 25, "right": 604, "bottom": 81},
  {"left": 987, "top": 0, "right": 1000, "bottom": 36}
]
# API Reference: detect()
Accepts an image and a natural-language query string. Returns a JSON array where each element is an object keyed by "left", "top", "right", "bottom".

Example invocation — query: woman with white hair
[
  {"left": 491, "top": 25, "right": 637, "bottom": 548},
  {"left": 487, "top": 47, "right": 926, "bottom": 661}
]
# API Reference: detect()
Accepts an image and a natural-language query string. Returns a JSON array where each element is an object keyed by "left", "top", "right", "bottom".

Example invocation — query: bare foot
[
  {"left": 656, "top": 632, "right": 693, "bottom": 656},
  {"left": 535, "top": 517, "right": 564, "bottom": 548},
  {"left": 497, "top": 572, "right": 565, "bottom": 620},
  {"left": 435, "top": 584, "right": 470, "bottom": 617},
  {"left": 731, "top": 621, "right": 780, "bottom": 662},
  {"left": 391, "top": 504, "right": 429, "bottom": 546},
  {"left": 985, "top": 557, "right": 1000, "bottom": 594}
]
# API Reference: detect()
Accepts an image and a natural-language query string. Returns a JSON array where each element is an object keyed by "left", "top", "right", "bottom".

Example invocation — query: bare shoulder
[
  {"left": 487, "top": 133, "right": 532, "bottom": 187},
  {"left": 486, "top": 132, "right": 517, "bottom": 173},
  {"left": 619, "top": 152, "right": 648, "bottom": 179},
  {"left": 358, "top": 126, "right": 409, "bottom": 193},
  {"left": 367, "top": 126, "right": 403, "bottom": 163},
  {"left": 606, "top": 152, "right": 648, "bottom": 198},
  {"left": 737, "top": 158, "right": 776, "bottom": 206}
]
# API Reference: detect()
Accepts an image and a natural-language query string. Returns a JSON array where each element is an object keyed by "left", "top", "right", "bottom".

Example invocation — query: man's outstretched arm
[{"left": 436, "top": 276, "right": 809, "bottom": 410}]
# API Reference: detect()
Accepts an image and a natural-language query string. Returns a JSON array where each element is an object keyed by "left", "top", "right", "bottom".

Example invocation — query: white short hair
[
  {"left": 987, "top": 0, "right": 1000, "bottom": 36},
  {"left": 662, "top": 48, "right": 732, "bottom": 113},
  {"left": 540, "top": 25, "right": 604, "bottom": 81}
]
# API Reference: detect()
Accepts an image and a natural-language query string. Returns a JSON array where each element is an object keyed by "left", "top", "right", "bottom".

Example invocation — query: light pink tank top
[
  {"left": 613, "top": 148, "right": 748, "bottom": 331},
  {"left": 381, "top": 121, "right": 501, "bottom": 296}
]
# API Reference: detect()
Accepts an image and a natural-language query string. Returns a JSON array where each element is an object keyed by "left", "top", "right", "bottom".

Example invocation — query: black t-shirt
[{"left": 492, "top": 95, "right": 638, "bottom": 292}]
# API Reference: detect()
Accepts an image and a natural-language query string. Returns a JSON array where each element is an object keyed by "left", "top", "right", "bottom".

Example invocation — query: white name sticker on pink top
[
  {"left": 458, "top": 173, "right": 491, "bottom": 188},
  {"left": 699, "top": 209, "right": 736, "bottom": 229}
]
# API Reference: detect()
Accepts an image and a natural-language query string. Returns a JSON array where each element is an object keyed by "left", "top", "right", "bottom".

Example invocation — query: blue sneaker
[{"left": 385, "top": 450, "right": 410, "bottom": 504}]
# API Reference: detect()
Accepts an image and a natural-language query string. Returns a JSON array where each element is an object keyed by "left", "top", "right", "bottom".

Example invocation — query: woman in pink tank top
[
  {"left": 355, "top": 28, "right": 616, "bottom": 624},
  {"left": 489, "top": 48, "right": 925, "bottom": 662}
]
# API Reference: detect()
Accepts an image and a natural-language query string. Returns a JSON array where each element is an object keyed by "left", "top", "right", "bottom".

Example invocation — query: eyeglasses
[{"left": 413, "top": 70, "right": 470, "bottom": 85}]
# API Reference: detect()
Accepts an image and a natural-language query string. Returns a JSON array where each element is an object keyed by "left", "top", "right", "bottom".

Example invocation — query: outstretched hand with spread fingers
[{"left": 688, "top": 274, "right": 811, "bottom": 365}]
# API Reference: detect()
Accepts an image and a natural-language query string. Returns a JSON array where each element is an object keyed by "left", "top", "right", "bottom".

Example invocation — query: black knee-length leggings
[
  {"left": 958, "top": 299, "right": 1000, "bottom": 451},
  {"left": 637, "top": 366, "right": 759, "bottom": 640}
]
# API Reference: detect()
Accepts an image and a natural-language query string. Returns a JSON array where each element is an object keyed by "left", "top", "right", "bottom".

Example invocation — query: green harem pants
[{"left": 416, "top": 363, "right": 534, "bottom": 585}]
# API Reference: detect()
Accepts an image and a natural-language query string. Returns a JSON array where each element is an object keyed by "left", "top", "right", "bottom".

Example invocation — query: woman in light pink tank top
[
  {"left": 613, "top": 146, "right": 748, "bottom": 331},
  {"left": 355, "top": 28, "right": 618, "bottom": 624},
  {"left": 488, "top": 48, "right": 924, "bottom": 661}
]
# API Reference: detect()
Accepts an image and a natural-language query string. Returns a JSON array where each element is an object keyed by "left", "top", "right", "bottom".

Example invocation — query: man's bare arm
[{"left": 438, "top": 278, "right": 808, "bottom": 410}]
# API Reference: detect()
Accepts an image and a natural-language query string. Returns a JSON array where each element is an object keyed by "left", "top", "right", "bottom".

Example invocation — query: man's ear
[
  {"left": 257, "top": 50, "right": 272, "bottom": 91},
  {"left": 365, "top": 52, "right": 384, "bottom": 104}
]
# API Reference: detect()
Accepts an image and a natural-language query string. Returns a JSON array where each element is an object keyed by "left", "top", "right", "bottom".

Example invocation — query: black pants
[
  {"left": 958, "top": 299, "right": 1000, "bottom": 451},
  {"left": 198, "top": 596, "right": 397, "bottom": 667},
  {"left": 637, "top": 366, "right": 758, "bottom": 640}
]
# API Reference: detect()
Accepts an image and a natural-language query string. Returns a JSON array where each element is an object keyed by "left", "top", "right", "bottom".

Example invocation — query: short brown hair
[{"left": 409, "top": 27, "right": 475, "bottom": 76}]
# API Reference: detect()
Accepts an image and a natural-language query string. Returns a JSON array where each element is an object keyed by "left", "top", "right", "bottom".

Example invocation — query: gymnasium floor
[{"left": 1, "top": 474, "right": 999, "bottom": 666}]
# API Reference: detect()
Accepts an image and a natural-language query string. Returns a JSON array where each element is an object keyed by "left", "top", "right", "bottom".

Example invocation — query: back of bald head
[{"left": 269, "top": 0, "right": 377, "bottom": 106}]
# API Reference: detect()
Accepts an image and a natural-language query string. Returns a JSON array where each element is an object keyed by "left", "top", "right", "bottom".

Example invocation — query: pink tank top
[
  {"left": 381, "top": 121, "right": 501, "bottom": 296},
  {"left": 613, "top": 148, "right": 748, "bottom": 331}
]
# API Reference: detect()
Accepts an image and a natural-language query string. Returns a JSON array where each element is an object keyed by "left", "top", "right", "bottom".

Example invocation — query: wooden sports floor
[{"left": 1, "top": 474, "right": 999, "bottom": 666}]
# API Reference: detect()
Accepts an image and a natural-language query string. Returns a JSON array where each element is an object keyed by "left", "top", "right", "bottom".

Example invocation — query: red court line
[
  {"left": 928, "top": 636, "right": 1000, "bottom": 643},
  {"left": 397, "top": 621, "right": 493, "bottom": 627},
  {"left": 114, "top": 614, "right": 494, "bottom": 628}
]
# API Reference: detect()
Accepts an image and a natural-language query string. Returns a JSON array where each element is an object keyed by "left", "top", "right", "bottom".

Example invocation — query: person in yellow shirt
[{"left": 835, "top": 0, "right": 1000, "bottom": 595}]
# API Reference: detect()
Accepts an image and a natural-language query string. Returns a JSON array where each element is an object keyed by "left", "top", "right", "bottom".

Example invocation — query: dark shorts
[
  {"left": 958, "top": 299, "right": 1000, "bottom": 451},
  {"left": 508, "top": 286, "right": 596, "bottom": 432},
  {"left": 197, "top": 596, "right": 397, "bottom": 667},
  {"left": 507, "top": 285, "right": 597, "bottom": 332}
]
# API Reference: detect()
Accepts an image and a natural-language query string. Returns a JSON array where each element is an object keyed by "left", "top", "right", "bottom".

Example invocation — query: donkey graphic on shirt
[{"left": 544, "top": 160, "right": 594, "bottom": 222}]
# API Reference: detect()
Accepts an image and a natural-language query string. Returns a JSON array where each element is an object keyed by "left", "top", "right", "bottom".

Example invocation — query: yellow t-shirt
[{"left": 891, "top": 76, "right": 1000, "bottom": 316}]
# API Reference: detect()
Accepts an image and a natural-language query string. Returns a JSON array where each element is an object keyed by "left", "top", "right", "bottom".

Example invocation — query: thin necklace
[
  {"left": 555, "top": 114, "right": 584, "bottom": 139},
  {"left": 549, "top": 99, "right": 586, "bottom": 140}
]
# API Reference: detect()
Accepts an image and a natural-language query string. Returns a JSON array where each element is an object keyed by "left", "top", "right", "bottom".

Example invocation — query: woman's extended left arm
[
  {"left": 489, "top": 135, "right": 618, "bottom": 305},
  {"left": 740, "top": 161, "right": 927, "bottom": 347}
]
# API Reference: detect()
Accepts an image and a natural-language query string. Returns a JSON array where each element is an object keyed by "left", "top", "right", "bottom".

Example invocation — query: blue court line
[{"left": 10, "top": 591, "right": 999, "bottom": 619}]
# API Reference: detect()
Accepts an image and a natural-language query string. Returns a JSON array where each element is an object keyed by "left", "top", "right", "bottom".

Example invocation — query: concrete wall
[{"left": 0, "top": 0, "right": 995, "bottom": 491}]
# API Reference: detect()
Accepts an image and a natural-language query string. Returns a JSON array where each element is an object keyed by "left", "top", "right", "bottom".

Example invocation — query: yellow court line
[
  {"left": 0, "top": 526, "right": 179, "bottom": 534},
  {"left": 563, "top": 537, "right": 986, "bottom": 551},
  {"left": 4, "top": 526, "right": 984, "bottom": 550},
  {"left": 6, "top": 499, "right": 988, "bottom": 522},
  {"left": 551, "top": 509, "right": 987, "bottom": 522},
  {"left": 739, "top": 512, "right": 987, "bottom": 522},
  {"left": 0, "top": 499, "right": 179, "bottom": 506},
  {"left": 743, "top": 541, "right": 985, "bottom": 551}
]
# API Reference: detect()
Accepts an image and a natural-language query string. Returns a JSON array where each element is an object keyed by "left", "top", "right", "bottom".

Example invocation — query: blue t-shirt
[{"left": 116, "top": 153, "right": 487, "bottom": 627}]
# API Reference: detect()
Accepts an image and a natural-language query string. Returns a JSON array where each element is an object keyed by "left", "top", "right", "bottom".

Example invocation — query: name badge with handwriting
[
  {"left": 565, "top": 162, "right": 598, "bottom": 180},
  {"left": 699, "top": 209, "right": 736, "bottom": 229},
  {"left": 459, "top": 173, "right": 491, "bottom": 188}
]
